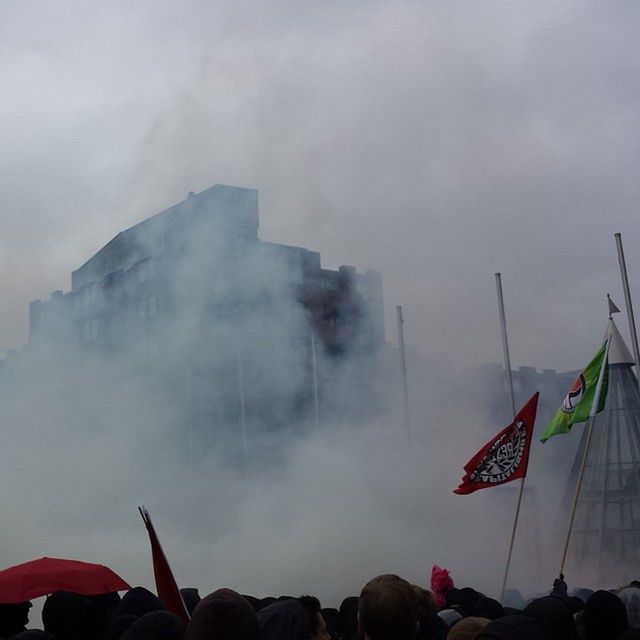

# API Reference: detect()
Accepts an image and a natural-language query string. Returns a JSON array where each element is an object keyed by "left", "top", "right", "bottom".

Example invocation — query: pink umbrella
[{"left": 0, "top": 557, "right": 131, "bottom": 603}]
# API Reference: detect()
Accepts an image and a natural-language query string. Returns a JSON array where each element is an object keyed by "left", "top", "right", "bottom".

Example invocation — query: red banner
[
  {"left": 454, "top": 392, "right": 539, "bottom": 495},
  {"left": 139, "top": 507, "right": 190, "bottom": 621}
]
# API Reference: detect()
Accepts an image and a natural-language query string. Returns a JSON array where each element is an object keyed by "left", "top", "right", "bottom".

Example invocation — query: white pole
[
  {"left": 495, "top": 273, "right": 523, "bottom": 601},
  {"left": 495, "top": 274, "right": 516, "bottom": 417},
  {"left": 559, "top": 335, "right": 612, "bottom": 575},
  {"left": 396, "top": 306, "right": 411, "bottom": 445},
  {"left": 311, "top": 333, "right": 320, "bottom": 429},
  {"left": 615, "top": 233, "right": 640, "bottom": 385},
  {"left": 237, "top": 350, "right": 248, "bottom": 468}
]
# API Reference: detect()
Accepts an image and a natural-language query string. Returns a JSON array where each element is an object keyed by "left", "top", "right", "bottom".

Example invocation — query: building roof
[{"left": 606, "top": 317, "right": 635, "bottom": 366}]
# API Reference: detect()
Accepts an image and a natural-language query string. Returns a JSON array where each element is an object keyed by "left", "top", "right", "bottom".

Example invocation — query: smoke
[
  {"left": 0, "top": 364, "right": 513, "bottom": 607},
  {"left": 2, "top": 3, "right": 638, "bottom": 628},
  {"left": 2, "top": 303, "right": 575, "bottom": 616},
  {"left": 0, "top": 186, "right": 610, "bottom": 619}
]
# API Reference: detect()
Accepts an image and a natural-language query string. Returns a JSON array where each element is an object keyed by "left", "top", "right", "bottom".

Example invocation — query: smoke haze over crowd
[{"left": 1, "top": 0, "right": 639, "bottom": 615}]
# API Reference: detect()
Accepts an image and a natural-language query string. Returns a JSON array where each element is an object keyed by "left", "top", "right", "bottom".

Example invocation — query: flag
[
  {"left": 454, "top": 392, "right": 539, "bottom": 495},
  {"left": 138, "top": 507, "right": 190, "bottom": 621},
  {"left": 540, "top": 340, "right": 609, "bottom": 443},
  {"left": 608, "top": 294, "right": 621, "bottom": 315}
]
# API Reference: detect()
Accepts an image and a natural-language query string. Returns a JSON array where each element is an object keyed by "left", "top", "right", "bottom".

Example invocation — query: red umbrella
[{"left": 0, "top": 557, "right": 131, "bottom": 603}]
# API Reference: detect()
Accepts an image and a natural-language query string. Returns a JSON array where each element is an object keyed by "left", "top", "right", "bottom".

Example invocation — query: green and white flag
[{"left": 541, "top": 340, "right": 610, "bottom": 443}]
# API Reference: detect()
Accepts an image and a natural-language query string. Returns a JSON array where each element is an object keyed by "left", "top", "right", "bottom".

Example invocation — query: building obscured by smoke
[{"left": 12, "top": 184, "right": 386, "bottom": 457}]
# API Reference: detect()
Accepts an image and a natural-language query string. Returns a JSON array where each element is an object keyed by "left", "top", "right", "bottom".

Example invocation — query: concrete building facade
[{"left": 25, "top": 184, "right": 386, "bottom": 442}]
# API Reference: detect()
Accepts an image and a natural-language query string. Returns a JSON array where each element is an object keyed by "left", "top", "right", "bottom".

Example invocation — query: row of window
[
  {"left": 76, "top": 259, "right": 157, "bottom": 312},
  {"left": 81, "top": 296, "right": 158, "bottom": 343}
]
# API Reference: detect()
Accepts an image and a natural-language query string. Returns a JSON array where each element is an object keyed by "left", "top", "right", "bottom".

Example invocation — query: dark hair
[
  {"left": 299, "top": 595, "right": 322, "bottom": 635},
  {"left": 359, "top": 575, "right": 419, "bottom": 640}
]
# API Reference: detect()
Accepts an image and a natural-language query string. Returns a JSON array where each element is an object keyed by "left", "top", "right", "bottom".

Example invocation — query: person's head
[
  {"left": 298, "top": 596, "right": 330, "bottom": 640},
  {"left": 85, "top": 591, "right": 121, "bottom": 635},
  {"left": 522, "top": 596, "right": 578, "bottom": 640},
  {"left": 103, "top": 614, "right": 138, "bottom": 640},
  {"left": 0, "top": 601, "right": 32, "bottom": 637},
  {"left": 447, "top": 616, "right": 490, "bottom": 640},
  {"left": 338, "top": 597, "right": 359, "bottom": 640},
  {"left": 412, "top": 587, "right": 437, "bottom": 616},
  {"left": 185, "top": 589, "right": 259, "bottom": 640},
  {"left": 358, "top": 574, "right": 419, "bottom": 640},
  {"left": 472, "top": 598, "right": 504, "bottom": 621},
  {"left": 446, "top": 589, "right": 484, "bottom": 618},
  {"left": 618, "top": 587, "right": 640, "bottom": 629},
  {"left": 321, "top": 608, "right": 339, "bottom": 640},
  {"left": 584, "top": 590, "right": 628, "bottom": 640},
  {"left": 116, "top": 588, "right": 165, "bottom": 619},
  {"left": 120, "top": 610, "right": 186, "bottom": 640},
  {"left": 258, "top": 598, "right": 310, "bottom": 640},
  {"left": 42, "top": 591, "right": 97, "bottom": 640},
  {"left": 476, "top": 615, "right": 553, "bottom": 640}
]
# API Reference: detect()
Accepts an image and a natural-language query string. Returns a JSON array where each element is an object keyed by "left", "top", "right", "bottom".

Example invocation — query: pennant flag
[
  {"left": 608, "top": 294, "right": 621, "bottom": 315},
  {"left": 138, "top": 507, "right": 190, "bottom": 621},
  {"left": 454, "top": 392, "right": 539, "bottom": 495},
  {"left": 540, "top": 340, "right": 609, "bottom": 443}
]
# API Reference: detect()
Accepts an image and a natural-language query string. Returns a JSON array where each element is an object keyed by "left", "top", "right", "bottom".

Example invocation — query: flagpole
[
  {"left": 396, "top": 306, "right": 411, "bottom": 445},
  {"left": 311, "top": 332, "right": 320, "bottom": 429},
  {"left": 495, "top": 274, "right": 516, "bottom": 416},
  {"left": 615, "top": 233, "right": 640, "bottom": 386},
  {"left": 559, "top": 335, "right": 612, "bottom": 575},
  {"left": 237, "top": 349, "right": 248, "bottom": 469},
  {"left": 495, "top": 273, "right": 523, "bottom": 601}
]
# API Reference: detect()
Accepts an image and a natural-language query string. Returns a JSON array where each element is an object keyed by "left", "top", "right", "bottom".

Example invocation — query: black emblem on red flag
[{"left": 469, "top": 420, "right": 527, "bottom": 484}]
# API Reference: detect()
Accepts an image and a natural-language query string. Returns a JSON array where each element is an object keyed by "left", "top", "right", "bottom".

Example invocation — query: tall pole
[
  {"left": 559, "top": 335, "right": 611, "bottom": 575},
  {"left": 311, "top": 332, "right": 320, "bottom": 429},
  {"left": 615, "top": 233, "right": 640, "bottom": 386},
  {"left": 237, "top": 350, "right": 248, "bottom": 469},
  {"left": 396, "top": 306, "right": 411, "bottom": 445},
  {"left": 495, "top": 273, "right": 523, "bottom": 600},
  {"left": 495, "top": 274, "right": 516, "bottom": 417}
]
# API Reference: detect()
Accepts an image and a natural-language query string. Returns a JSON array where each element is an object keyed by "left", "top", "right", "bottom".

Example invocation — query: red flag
[
  {"left": 454, "top": 392, "right": 539, "bottom": 495},
  {"left": 138, "top": 507, "right": 190, "bottom": 621}
]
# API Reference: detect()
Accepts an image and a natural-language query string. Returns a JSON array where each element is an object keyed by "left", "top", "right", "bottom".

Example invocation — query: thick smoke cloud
[
  {"left": 1, "top": 0, "right": 638, "bottom": 619},
  {"left": 2, "top": 348, "right": 556, "bottom": 606}
]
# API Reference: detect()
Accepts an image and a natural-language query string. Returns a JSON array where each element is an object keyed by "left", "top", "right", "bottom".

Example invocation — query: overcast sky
[{"left": 1, "top": 0, "right": 639, "bottom": 370}]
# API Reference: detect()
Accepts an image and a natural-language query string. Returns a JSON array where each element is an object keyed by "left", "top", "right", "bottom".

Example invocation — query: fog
[
  {"left": 1, "top": 0, "right": 639, "bottom": 618},
  {"left": 2, "top": 355, "right": 557, "bottom": 607}
]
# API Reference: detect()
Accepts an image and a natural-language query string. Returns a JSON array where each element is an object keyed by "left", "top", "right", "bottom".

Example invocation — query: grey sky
[{"left": 2, "top": 0, "right": 639, "bottom": 370}]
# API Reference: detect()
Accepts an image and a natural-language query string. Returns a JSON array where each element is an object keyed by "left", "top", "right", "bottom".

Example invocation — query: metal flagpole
[
  {"left": 615, "top": 233, "right": 640, "bottom": 386},
  {"left": 559, "top": 334, "right": 612, "bottom": 575},
  {"left": 396, "top": 306, "right": 411, "bottom": 445},
  {"left": 495, "top": 274, "right": 516, "bottom": 416},
  {"left": 495, "top": 273, "right": 524, "bottom": 601},
  {"left": 237, "top": 350, "right": 248, "bottom": 469},
  {"left": 311, "top": 332, "right": 320, "bottom": 429}
]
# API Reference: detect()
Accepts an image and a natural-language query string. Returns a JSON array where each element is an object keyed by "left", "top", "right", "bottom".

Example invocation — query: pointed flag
[
  {"left": 540, "top": 340, "right": 609, "bottom": 443},
  {"left": 138, "top": 507, "right": 190, "bottom": 621},
  {"left": 608, "top": 294, "right": 621, "bottom": 315},
  {"left": 454, "top": 392, "right": 539, "bottom": 495}
]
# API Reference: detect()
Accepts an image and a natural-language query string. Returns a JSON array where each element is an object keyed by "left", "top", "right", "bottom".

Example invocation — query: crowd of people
[{"left": 1, "top": 571, "right": 640, "bottom": 640}]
